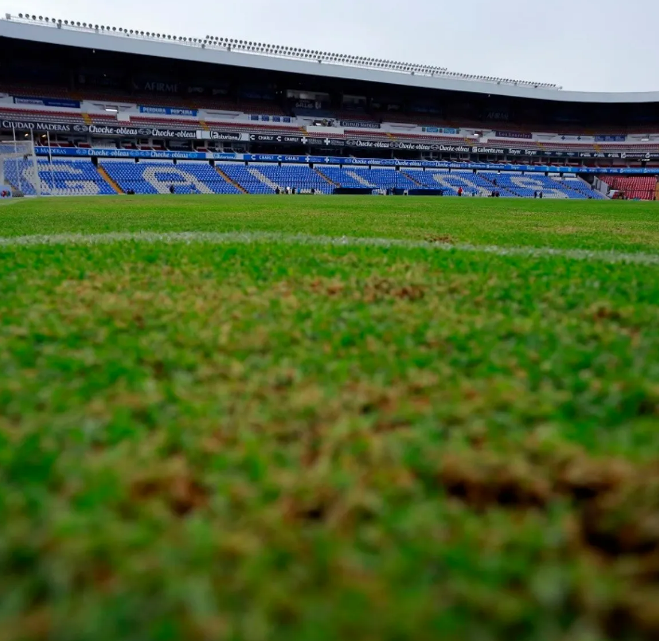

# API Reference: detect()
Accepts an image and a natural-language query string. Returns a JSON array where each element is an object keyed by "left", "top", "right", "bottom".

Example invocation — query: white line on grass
[{"left": 1, "top": 231, "right": 659, "bottom": 266}]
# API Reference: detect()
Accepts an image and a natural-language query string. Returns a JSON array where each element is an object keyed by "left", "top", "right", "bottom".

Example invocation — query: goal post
[{"left": 0, "top": 140, "right": 41, "bottom": 197}]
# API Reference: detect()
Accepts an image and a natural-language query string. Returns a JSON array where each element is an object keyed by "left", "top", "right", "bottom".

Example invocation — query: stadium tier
[
  {"left": 2, "top": 15, "right": 659, "bottom": 200},
  {"left": 4, "top": 15, "right": 659, "bottom": 168},
  {"left": 0, "top": 155, "right": 608, "bottom": 198}
]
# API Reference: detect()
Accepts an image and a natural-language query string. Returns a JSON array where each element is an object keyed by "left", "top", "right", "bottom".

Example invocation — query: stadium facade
[{"left": 2, "top": 14, "right": 659, "bottom": 199}]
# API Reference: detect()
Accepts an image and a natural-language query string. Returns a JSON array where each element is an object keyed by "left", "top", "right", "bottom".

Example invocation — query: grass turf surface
[{"left": 2, "top": 196, "right": 659, "bottom": 640}]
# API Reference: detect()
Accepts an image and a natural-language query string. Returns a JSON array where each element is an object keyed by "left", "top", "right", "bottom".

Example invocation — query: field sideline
[{"left": 2, "top": 195, "right": 659, "bottom": 640}]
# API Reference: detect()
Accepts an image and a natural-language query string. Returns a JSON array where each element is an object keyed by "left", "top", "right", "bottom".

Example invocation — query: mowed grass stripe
[
  {"left": 3, "top": 230, "right": 659, "bottom": 266},
  {"left": 3, "top": 195, "right": 659, "bottom": 253}
]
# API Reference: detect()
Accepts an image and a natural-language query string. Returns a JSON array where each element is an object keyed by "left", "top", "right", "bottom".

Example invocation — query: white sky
[{"left": 4, "top": 0, "right": 658, "bottom": 93}]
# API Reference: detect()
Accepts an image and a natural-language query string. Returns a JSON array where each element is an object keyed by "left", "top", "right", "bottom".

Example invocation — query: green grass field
[{"left": 2, "top": 195, "right": 659, "bottom": 640}]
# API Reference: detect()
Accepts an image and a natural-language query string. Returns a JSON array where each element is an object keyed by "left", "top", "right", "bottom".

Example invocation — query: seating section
[
  {"left": 3, "top": 158, "right": 115, "bottom": 195},
  {"left": 217, "top": 163, "right": 275, "bottom": 194},
  {"left": 316, "top": 167, "right": 419, "bottom": 191},
  {"left": 599, "top": 175, "right": 657, "bottom": 200},
  {"left": 555, "top": 177, "right": 605, "bottom": 199},
  {"left": 3, "top": 158, "right": 39, "bottom": 195},
  {"left": 477, "top": 172, "right": 590, "bottom": 199},
  {"left": 39, "top": 160, "right": 117, "bottom": 195},
  {"left": 351, "top": 168, "right": 420, "bottom": 191},
  {"left": 252, "top": 165, "right": 334, "bottom": 194},
  {"left": 317, "top": 166, "right": 373, "bottom": 189},
  {"left": 176, "top": 163, "right": 242, "bottom": 194},
  {"left": 405, "top": 170, "right": 515, "bottom": 196},
  {"left": 99, "top": 161, "right": 241, "bottom": 194},
  {"left": 3, "top": 155, "right": 645, "bottom": 199},
  {"left": 217, "top": 163, "right": 333, "bottom": 193}
]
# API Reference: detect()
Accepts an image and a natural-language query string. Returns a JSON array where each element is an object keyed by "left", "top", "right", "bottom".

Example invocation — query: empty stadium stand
[
  {"left": 0, "top": 154, "right": 632, "bottom": 199},
  {"left": 477, "top": 172, "right": 599, "bottom": 199},
  {"left": 404, "top": 170, "right": 515, "bottom": 196},
  {"left": 249, "top": 164, "right": 334, "bottom": 194},
  {"left": 99, "top": 160, "right": 241, "bottom": 194},
  {"left": 599, "top": 175, "right": 658, "bottom": 200},
  {"left": 4, "top": 158, "right": 115, "bottom": 195}
]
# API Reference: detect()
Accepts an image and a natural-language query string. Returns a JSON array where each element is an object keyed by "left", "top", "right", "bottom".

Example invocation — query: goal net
[{"left": 0, "top": 140, "right": 41, "bottom": 197}]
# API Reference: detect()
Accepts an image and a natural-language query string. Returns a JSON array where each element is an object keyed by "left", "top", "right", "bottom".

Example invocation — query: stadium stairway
[
  {"left": 405, "top": 172, "right": 423, "bottom": 187},
  {"left": 216, "top": 164, "right": 274, "bottom": 194},
  {"left": 97, "top": 165, "right": 123, "bottom": 194},
  {"left": 248, "top": 168, "right": 279, "bottom": 191},
  {"left": 403, "top": 170, "right": 514, "bottom": 197},
  {"left": 344, "top": 170, "right": 376, "bottom": 188},
  {"left": 82, "top": 113, "right": 93, "bottom": 125},
  {"left": 316, "top": 167, "right": 337, "bottom": 186},
  {"left": 556, "top": 176, "right": 604, "bottom": 199},
  {"left": 215, "top": 166, "right": 247, "bottom": 193}
]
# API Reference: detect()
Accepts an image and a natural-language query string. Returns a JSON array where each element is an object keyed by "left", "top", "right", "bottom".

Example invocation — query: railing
[{"left": 3, "top": 14, "right": 562, "bottom": 91}]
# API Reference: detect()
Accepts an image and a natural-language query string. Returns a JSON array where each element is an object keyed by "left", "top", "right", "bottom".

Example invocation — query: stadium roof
[{"left": 3, "top": 14, "right": 659, "bottom": 104}]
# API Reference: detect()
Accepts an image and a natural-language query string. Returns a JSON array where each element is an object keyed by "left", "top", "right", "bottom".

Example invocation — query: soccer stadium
[{"left": 2, "top": 9, "right": 659, "bottom": 640}]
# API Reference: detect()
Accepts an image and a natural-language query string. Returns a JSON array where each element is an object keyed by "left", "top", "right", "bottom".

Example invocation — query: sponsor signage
[
  {"left": 576, "top": 151, "right": 657, "bottom": 159},
  {"left": 421, "top": 127, "right": 460, "bottom": 134},
  {"left": 340, "top": 120, "right": 381, "bottom": 129},
  {"left": 294, "top": 99, "right": 323, "bottom": 110},
  {"left": 248, "top": 133, "right": 346, "bottom": 146},
  {"left": 249, "top": 133, "right": 284, "bottom": 143},
  {"left": 139, "top": 106, "right": 198, "bottom": 117},
  {"left": 33, "top": 146, "right": 659, "bottom": 175},
  {"left": 495, "top": 131, "right": 533, "bottom": 140},
  {"left": 13, "top": 96, "right": 81, "bottom": 109},
  {"left": 35, "top": 146, "right": 213, "bottom": 160},
  {"left": 0, "top": 119, "right": 198, "bottom": 139},
  {"left": 11, "top": 122, "right": 658, "bottom": 160},
  {"left": 250, "top": 115, "right": 292, "bottom": 123},
  {"left": 594, "top": 134, "right": 627, "bottom": 142},
  {"left": 133, "top": 80, "right": 179, "bottom": 94},
  {"left": 208, "top": 131, "right": 244, "bottom": 141},
  {"left": 1, "top": 119, "right": 78, "bottom": 133}
]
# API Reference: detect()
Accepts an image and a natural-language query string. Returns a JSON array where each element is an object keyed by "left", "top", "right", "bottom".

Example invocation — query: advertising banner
[
  {"left": 340, "top": 120, "right": 381, "bottom": 129},
  {"left": 14, "top": 96, "right": 81, "bottom": 109},
  {"left": 32, "top": 146, "right": 659, "bottom": 175},
  {"left": 1, "top": 119, "right": 199, "bottom": 140},
  {"left": 139, "top": 106, "right": 198, "bottom": 117},
  {"left": 594, "top": 135, "right": 627, "bottom": 142},
  {"left": 494, "top": 131, "right": 533, "bottom": 140}
]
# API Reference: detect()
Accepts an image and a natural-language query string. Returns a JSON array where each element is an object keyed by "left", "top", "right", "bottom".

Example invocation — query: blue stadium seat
[
  {"left": 217, "top": 163, "right": 334, "bottom": 194},
  {"left": 255, "top": 165, "right": 334, "bottom": 194},
  {"left": 556, "top": 177, "right": 605, "bottom": 199},
  {"left": 317, "top": 166, "right": 373, "bottom": 190},
  {"left": 404, "top": 170, "right": 515, "bottom": 196},
  {"left": 317, "top": 166, "right": 419, "bottom": 191},
  {"left": 216, "top": 163, "right": 274, "bottom": 194},
  {"left": 478, "top": 172, "right": 582, "bottom": 199},
  {"left": 99, "top": 161, "right": 241, "bottom": 194},
  {"left": 4, "top": 158, "right": 115, "bottom": 196}
]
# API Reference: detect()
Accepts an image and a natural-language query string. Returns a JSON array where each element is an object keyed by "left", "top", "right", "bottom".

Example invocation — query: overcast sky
[{"left": 4, "top": 0, "right": 658, "bottom": 93}]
